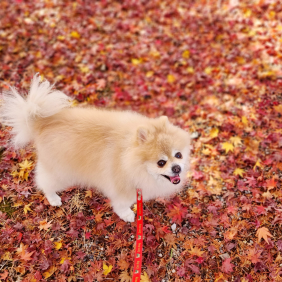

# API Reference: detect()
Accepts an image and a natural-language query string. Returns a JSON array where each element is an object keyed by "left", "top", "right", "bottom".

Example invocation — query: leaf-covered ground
[{"left": 0, "top": 0, "right": 282, "bottom": 281}]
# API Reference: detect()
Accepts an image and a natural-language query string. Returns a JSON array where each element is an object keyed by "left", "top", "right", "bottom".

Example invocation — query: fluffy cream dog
[{"left": 1, "top": 74, "right": 190, "bottom": 222}]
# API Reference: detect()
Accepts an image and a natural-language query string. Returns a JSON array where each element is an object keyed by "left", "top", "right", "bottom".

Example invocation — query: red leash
[{"left": 132, "top": 189, "right": 143, "bottom": 282}]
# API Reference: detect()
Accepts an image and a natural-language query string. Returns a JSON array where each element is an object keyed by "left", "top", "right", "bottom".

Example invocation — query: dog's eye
[
  {"left": 175, "top": 152, "right": 182, "bottom": 159},
  {"left": 157, "top": 160, "right": 166, "bottom": 167}
]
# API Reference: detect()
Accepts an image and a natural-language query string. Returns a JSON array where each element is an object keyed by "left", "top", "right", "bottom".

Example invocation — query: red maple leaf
[
  {"left": 221, "top": 258, "right": 234, "bottom": 274},
  {"left": 166, "top": 203, "right": 187, "bottom": 224},
  {"left": 265, "top": 178, "right": 277, "bottom": 190}
]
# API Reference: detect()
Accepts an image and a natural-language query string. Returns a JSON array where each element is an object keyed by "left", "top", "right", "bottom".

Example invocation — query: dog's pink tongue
[{"left": 170, "top": 175, "right": 180, "bottom": 184}]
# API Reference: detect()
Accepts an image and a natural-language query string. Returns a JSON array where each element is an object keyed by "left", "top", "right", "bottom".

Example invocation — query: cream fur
[{"left": 1, "top": 74, "right": 190, "bottom": 222}]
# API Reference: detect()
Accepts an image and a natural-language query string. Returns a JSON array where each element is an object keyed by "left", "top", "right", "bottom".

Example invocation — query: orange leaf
[
  {"left": 256, "top": 227, "right": 273, "bottom": 244},
  {"left": 188, "top": 246, "right": 205, "bottom": 257},
  {"left": 39, "top": 219, "right": 53, "bottom": 231}
]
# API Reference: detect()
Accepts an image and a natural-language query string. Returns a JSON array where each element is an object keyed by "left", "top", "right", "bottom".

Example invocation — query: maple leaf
[
  {"left": 176, "top": 267, "right": 186, "bottom": 277},
  {"left": 245, "top": 176, "right": 257, "bottom": 188},
  {"left": 43, "top": 266, "right": 56, "bottom": 279},
  {"left": 167, "top": 74, "right": 175, "bottom": 83},
  {"left": 221, "top": 258, "right": 234, "bottom": 274},
  {"left": 210, "top": 127, "right": 219, "bottom": 138},
  {"left": 118, "top": 259, "right": 130, "bottom": 270},
  {"left": 39, "top": 219, "right": 52, "bottom": 231},
  {"left": 256, "top": 227, "right": 273, "bottom": 244},
  {"left": 265, "top": 178, "right": 277, "bottom": 190},
  {"left": 253, "top": 159, "right": 263, "bottom": 170},
  {"left": 54, "top": 241, "right": 62, "bottom": 250},
  {"left": 141, "top": 271, "right": 151, "bottom": 282},
  {"left": 230, "top": 136, "right": 242, "bottom": 147},
  {"left": 19, "top": 159, "right": 33, "bottom": 171},
  {"left": 182, "top": 50, "right": 190, "bottom": 59},
  {"left": 164, "top": 233, "right": 177, "bottom": 248},
  {"left": 24, "top": 203, "right": 32, "bottom": 214},
  {"left": 188, "top": 246, "right": 205, "bottom": 257},
  {"left": 166, "top": 203, "right": 187, "bottom": 224},
  {"left": 242, "top": 116, "right": 248, "bottom": 126},
  {"left": 0, "top": 270, "right": 8, "bottom": 280},
  {"left": 16, "top": 243, "right": 34, "bottom": 261},
  {"left": 119, "top": 271, "right": 131, "bottom": 282},
  {"left": 102, "top": 262, "right": 112, "bottom": 276},
  {"left": 85, "top": 190, "right": 93, "bottom": 198},
  {"left": 247, "top": 248, "right": 262, "bottom": 264},
  {"left": 233, "top": 168, "right": 245, "bottom": 177},
  {"left": 222, "top": 142, "right": 234, "bottom": 153}
]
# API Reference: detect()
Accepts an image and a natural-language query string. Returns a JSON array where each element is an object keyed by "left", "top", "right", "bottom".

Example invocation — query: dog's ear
[{"left": 137, "top": 127, "right": 148, "bottom": 144}]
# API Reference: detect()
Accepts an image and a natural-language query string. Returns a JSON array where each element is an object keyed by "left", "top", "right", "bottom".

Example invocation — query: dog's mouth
[{"left": 162, "top": 174, "right": 181, "bottom": 185}]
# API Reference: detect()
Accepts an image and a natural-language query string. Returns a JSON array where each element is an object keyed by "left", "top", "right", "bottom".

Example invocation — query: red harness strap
[{"left": 132, "top": 189, "right": 143, "bottom": 282}]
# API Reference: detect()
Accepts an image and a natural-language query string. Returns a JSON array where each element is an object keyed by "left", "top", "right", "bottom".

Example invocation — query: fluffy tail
[{"left": 0, "top": 73, "right": 71, "bottom": 148}]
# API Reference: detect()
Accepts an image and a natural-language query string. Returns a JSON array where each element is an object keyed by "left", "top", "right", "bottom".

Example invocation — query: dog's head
[{"left": 136, "top": 116, "right": 190, "bottom": 187}]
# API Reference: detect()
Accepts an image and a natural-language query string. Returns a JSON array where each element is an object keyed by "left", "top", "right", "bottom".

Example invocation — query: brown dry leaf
[
  {"left": 118, "top": 259, "right": 130, "bottom": 270},
  {"left": 119, "top": 270, "right": 131, "bottom": 282},
  {"left": 164, "top": 233, "right": 177, "bottom": 248}
]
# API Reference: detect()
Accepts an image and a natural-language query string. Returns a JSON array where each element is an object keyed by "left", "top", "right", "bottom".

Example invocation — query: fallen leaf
[
  {"left": 103, "top": 262, "right": 112, "bottom": 276},
  {"left": 256, "top": 226, "right": 273, "bottom": 244},
  {"left": 222, "top": 142, "right": 234, "bottom": 153}
]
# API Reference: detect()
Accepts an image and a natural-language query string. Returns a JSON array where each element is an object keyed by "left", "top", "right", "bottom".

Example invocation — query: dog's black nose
[{"left": 172, "top": 165, "right": 181, "bottom": 174}]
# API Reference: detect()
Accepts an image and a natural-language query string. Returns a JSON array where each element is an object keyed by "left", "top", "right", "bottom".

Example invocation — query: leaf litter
[{"left": 1, "top": 0, "right": 282, "bottom": 281}]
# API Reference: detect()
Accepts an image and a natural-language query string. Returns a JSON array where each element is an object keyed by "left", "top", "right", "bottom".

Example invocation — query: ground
[{"left": 0, "top": 0, "right": 282, "bottom": 281}]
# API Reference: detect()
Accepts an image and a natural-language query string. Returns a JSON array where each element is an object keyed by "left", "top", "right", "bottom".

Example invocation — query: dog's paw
[
  {"left": 46, "top": 194, "right": 62, "bottom": 206},
  {"left": 118, "top": 208, "right": 135, "bottom": 222}
]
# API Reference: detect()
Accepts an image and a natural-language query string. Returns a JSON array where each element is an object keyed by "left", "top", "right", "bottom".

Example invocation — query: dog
[{"left": 1, "top": 74, "right": 190, "bottom": 222}]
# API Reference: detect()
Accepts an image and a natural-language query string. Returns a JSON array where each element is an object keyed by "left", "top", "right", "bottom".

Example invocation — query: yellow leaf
[
  {"left": 269, "top": 11, "right": 276, "bottom": 19},
  {"left": 244, "top": 9, "right": 252, "bottom": 17},
  {"left": 85, "top": 190, "right": 93, "bottom": 198},
  {"left": 204, "top": 67, "right": 212, "bottom": 75},
  {"left": 103, "top": 262, "right": 112, "bottom": 276},
  {"left": 57, "top": 35, "right": 65, "bottom": 40},
  {"left": 236, "top": 56, "right": 246, "bottom": 64},
  {"left": 132, "top": 58, "right": 142, "bottom": 65},
  {"left": 2, "top": 252, "right": 12, "bottom": 261},
  {"left": 182, "top": 50, "right": 190, "bottom": 59},
  {"left": 79, "top": 65, "right": 89, "bottom": 73},
  {"left": 202, "top": 148, "right": 211, "bottom": 155},
  {"left": 141, "top": 271, "right": 151, "bottom": 282},
  {"left": 11, "top": 170, "right": 19, "bottom": 178},
  {"left": 242, "top": 116, "right": 248, "bottom": 126},
  {"left": 167, "top": 74, "right": 175, "bottom": 83},
  {"left": 230, "top": 136, "right": 242, "bottom": 147},
  {"left": 233, "top": 168, "right": 245, "bottom": 178},
  {"left": 146, "top": 71, "right": 154, "bottom": 77},
  {"left": 43, "top": 266, "right": 56, "bottom": 279},
  {"left": 210, "top": 128, "right": 219, "bottom": 138},
  {"left": 186, "top": 66, "right": 194, "bottom": 73},
  {"left": 253, "top": 159, "right": 263, "bottom": 170},
  {"left": 54, "top": 241, "right": 62, "bottom": 250},
  {"left": 24, "top": 203, "right": 32, "bottom": 214},
  {"left": 19, "top": 159, "right": 33, "bottom": 171},
  {"left": 70, "top": 31, "right": 80, "bottom": 38},
  {"left": 222, "top": 142, "right": 234, "bottom": 153},
  {"left": 256, "top": 226, "right": 273, "bottom": 244},
  {"left": 132, "top": 204, "right": 137, "bottom": 213}
]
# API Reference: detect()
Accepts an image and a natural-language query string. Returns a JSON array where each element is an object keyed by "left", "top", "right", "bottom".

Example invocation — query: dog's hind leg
[{"left": 35, "top": 161, "right": 65, "bottom": 206}]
